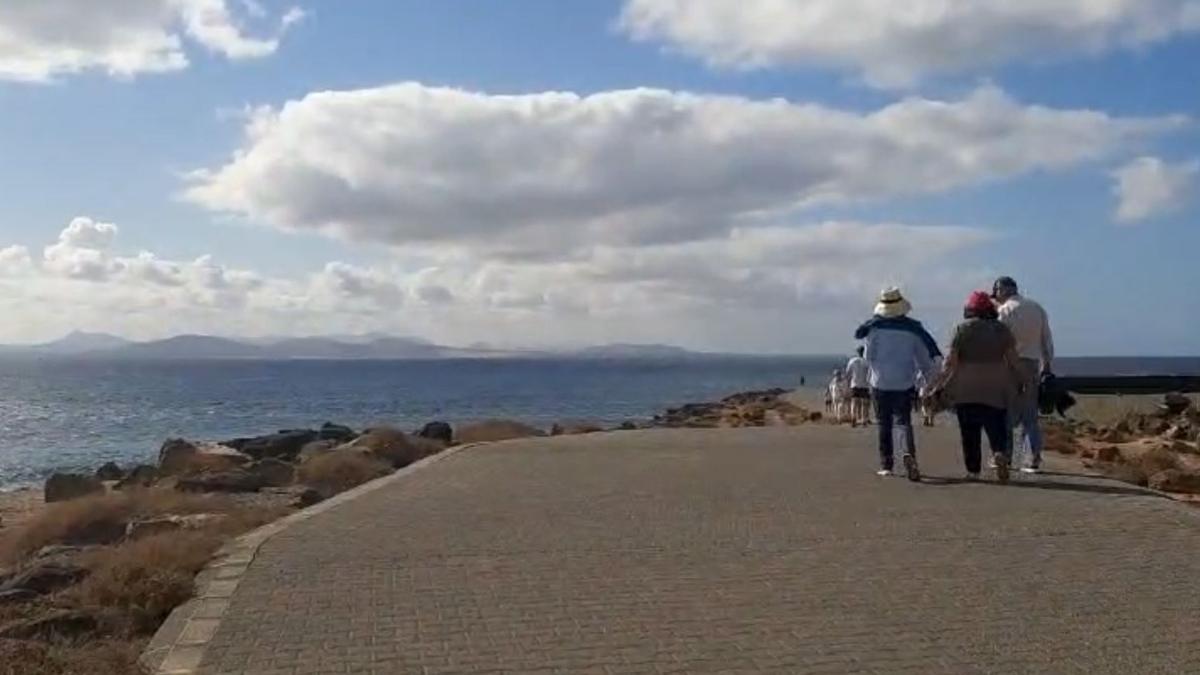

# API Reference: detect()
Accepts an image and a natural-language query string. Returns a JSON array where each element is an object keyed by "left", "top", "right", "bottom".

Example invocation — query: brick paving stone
[{"left": 198, "top": 427, "right": 1200, "bottom": 674}]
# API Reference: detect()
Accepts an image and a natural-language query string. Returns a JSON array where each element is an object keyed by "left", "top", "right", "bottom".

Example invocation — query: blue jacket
[{"left": 854, "top": 316, "right": 941, "bottom": 392}]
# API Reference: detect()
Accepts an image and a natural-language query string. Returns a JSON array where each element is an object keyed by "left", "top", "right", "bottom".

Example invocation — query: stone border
[{"left": 140, "top": 442, "right": 480, "bottom": 675}]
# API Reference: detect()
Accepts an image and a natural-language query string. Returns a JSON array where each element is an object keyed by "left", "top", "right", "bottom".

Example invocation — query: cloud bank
[
  {"left": 619, "top": 0, "right": 1200, "bottom": 87},
  {"left": 185, "top": 82, "right": 1180, "bottom": 261}
]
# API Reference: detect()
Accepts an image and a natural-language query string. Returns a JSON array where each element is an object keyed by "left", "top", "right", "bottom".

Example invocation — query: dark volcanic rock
[
  {"left": 417, "top": 421, "right": 454, "bottom": 445},
  {"left": 176, "top": 470, "right": 266, "bottom": 494},
  {"left": 227, "top": 430, "right": 318, "bottom": 461},
  {"left": 318, "top": 422, "right": 357, "bottom": 443},
  {"left": 43, "top": 473, "right": 104, "bottom": 503},
  {"left": 247, "top": 458, "right": 297, "bottom": 488},
  {"left": 94, "top": 461, "right": 125, "bottom": 481},
  {"left": 0, "top": 562, "right": 88, "bottom": 595},
  {"left": 114, "top": 464, "right": 159, "bottom": 490},
  {"left": 0, "top": 609, "right": 98, "bottom": 640}
]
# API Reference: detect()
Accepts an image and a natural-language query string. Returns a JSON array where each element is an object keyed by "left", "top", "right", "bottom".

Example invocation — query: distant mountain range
[{"left": 0, "top": 332, "right": 710, "bottom": 361}]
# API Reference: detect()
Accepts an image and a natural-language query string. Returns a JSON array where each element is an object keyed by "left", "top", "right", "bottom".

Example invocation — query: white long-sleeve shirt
[{"left": 998, "top": 295, "right": 1054, "bottom": 364}]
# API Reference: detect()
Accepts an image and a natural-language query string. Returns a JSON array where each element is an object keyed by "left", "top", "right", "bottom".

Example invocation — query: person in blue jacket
[{"left": 854, "top": 287, "right": 942, "bottom": 481}]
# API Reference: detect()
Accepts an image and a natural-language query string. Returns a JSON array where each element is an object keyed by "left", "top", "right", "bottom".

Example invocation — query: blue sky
[{"left": 0, "top": 0, "right": 1197, "bottom": 354}]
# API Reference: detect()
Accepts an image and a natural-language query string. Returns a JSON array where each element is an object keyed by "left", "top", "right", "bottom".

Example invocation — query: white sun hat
[{"left": 874, "top": 286, "right": 912, "bottom": 318}]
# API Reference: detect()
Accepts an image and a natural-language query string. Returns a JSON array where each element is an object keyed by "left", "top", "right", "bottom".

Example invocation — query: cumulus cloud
[
  {"left": 1111, "top": 156, "right": 1199, "bottom": 223},
  {"left": 0, "top": 0, "right": 303, "bottom": 82},
  {"left": 185, "top": 83, "right": 1180, "bottom": 259},
  {"left": 618, "top": 0, "right": 1200, "bottom": 87}
]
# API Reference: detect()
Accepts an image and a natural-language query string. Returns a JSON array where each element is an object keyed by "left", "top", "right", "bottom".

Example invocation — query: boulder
[
  {"left": 159, "top": 439, "right": 249, "bottom": 476},
  {"left": 43, "top": 473, "right": 104, "bottom": 503},
  {"left": 1161, "top": 393, "right": 1193, "bottom": 417},
  {"left": 125, "top": 514, "right": 224, "bottom": 540},
  {"left": 618, "top": 421, "right": 639, "bottom": 431},
  {"left": 247, "top": 458, "right": 296, "bottom": 488},
  {"left": 455, "top": 420, "right": 546, "bottom": 444},
  {"left": 417, "top": 421, "right": 454, "bottom": 445},
  {"left": 1148, "top": 469, "right": 1200, "bottom": 494},
  {"left": 227, "top": 430, "right": 319, "bottom": 461},
  {"left": 176, "top": 470, "right": 265, "bottom": 494},
  {"left": 550, "top": 421, "right": 605, "bottom": 436},
  {"left": 1095, "top": 446, "right": 1122, "bottom": 463},
  {"left": 0, "top": 609, "right": 98, "bottom": 640},
  {"left": 94, "top": 461, "right": 124, "bottom": 482},
  {"left": 114, "top": 464, "right": 159, "bottom": 490},
  {"left": 0, "top": 561, "right": 88, "bottom": 595},
  {"left": 345, "top": 427, "right": 429, "bottom": 468},
  {"left": 261, "top": 486, "right": 324, "bottom": 509},
  {"left": 318, "top": 422, "right": 357, "bottom": 443},
  {"left": 298, "top": 439, "right": 339, "bottom": 464}
]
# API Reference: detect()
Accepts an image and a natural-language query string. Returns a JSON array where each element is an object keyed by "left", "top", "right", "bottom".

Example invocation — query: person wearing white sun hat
[{"left": 854, "top": 287, "right": 942, "bottom": 481}]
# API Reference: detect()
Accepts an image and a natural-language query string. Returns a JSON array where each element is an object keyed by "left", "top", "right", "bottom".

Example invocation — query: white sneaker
[
  {"left": 964, "top": 472, "right": 981, "bottom": 481},
  {"left": 876, "top": 469, "right": 893, "bottom": 477},
  {"left": 1020, "top": 466, "right": 1041, "bottom": 474}
]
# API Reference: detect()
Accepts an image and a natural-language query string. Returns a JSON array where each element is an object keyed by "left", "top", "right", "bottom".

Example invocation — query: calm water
[{"left": 1, "top": 356, "right": 1196, "bottom": 489}]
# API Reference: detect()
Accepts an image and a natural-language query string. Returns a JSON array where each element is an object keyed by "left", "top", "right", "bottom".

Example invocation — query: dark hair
[
  {"left": 964, "top": 305, "right": 999, "bottom": 320},
  {"left": 856, "top": 346, "right": 864, "bottom": 356},
  {"left": 992, "top": 276, "right": 1018, "bottom": 296}
]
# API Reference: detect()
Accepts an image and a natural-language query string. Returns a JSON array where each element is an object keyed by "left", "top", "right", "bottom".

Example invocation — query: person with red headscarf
[{"left": 937, "top": 291, "right": 1024, "bottom": 482}]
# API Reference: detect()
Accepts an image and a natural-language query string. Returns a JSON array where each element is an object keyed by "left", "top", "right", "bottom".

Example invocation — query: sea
[{"left": 2, "top": 355, "right": 1198, "bottom": 490}]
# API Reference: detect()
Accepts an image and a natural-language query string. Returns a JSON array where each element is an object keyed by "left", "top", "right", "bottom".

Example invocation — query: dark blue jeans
[{"left": 873, "top": 388, "right": 916, "bottom": 470}]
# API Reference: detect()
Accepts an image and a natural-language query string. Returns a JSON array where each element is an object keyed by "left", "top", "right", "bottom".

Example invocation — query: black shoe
[{"left": 902, "top": 454, "right": 920, "bottom": 482}]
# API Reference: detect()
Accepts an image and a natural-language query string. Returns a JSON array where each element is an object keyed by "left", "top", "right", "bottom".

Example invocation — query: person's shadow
[{"left": 921, "top": 473, "right": 1157, "bottom": 498}]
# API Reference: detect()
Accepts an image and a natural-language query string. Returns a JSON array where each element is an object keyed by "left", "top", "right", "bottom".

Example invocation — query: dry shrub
[
  {"left": 299, "top": 451, "right": 391, "bottom": 496},
  {"left": 1132, "top": 446, "right": 1181, "bottom": 476},
  {"left": 1, "top": 490, "right": 237, "bottom": 564},
  {"left": 455, "top": 420, "right": 545, "bottom": 444},
  {"left": 1, "top": 638, "right": 145, "bottom": 675},
  {"left": 65, "top": 506, "right": 285, "bottom": 636},
  {"left": 69, "top": 531, "right": 222, "bottom": 634}
]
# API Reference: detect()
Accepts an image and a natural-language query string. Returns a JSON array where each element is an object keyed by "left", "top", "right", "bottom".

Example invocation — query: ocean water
[{"left": 1, "top": 356, "right": 1196, "bottom": 489}]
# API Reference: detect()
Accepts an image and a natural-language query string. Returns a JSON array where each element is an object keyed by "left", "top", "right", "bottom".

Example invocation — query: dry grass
[
  {"left": 299, "top": 451, "right": 392, "bottom": 496},
  {"left": 1, "top": 490, "right": 238, "bottom": 564},
  {"left": 0, "top": 638, "right": 145, "bottom": 675},
  {"left": 1070, "top": 394, "right": 1199, "bottom": 425}
]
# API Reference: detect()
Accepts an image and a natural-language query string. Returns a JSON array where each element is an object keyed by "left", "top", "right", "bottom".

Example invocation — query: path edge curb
[{"left": 139, "top": 441, "right": 482, "bottom": 675}]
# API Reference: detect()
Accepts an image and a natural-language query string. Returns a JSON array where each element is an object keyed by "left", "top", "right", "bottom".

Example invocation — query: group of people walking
[{"left": 842, "top": 276, "right": 1054, "bottom": 483}]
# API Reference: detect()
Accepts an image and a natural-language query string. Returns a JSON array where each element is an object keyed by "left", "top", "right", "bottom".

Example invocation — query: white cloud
[
  {"left": 185, "top": 82, "right": 1180, "bottom": 260},
  {"left": 0, "top": 217, "right": 990, "bottom": 351},
  {"left": 0, "top": 0, "right": 303, "bottom": 82},
  {"left": 618, "top": 0, "right": 1200, "bottom": 87},
  {"left": 1111, "top": 156, "right": 1199, "bottom": 223}
]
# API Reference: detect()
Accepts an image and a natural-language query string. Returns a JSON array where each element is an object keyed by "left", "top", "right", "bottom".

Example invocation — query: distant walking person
[
  {"left": 993, "top": 277, "right": 1054, "bottom": 474},
  {"left": 827, "top": 369, "right": 848, "bottom": 422},
  {"left": 854, "top": 287, "right": 941, "bottom": 481},
  {"left": 845, "top": 346, "right": 871, "bottom": 427},
  {"left": 939, "top": 291, "right": 1024, "bottom": 483}
]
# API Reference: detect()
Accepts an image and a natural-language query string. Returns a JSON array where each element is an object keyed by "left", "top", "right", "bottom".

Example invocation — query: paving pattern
[{"left": 195, "top": 426, "right": 1200, "bottom": 674}]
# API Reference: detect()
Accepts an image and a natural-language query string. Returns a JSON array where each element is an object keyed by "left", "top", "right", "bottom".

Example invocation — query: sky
[{"left": 0, "top": 0, "right": 1197, "bottom": 355}]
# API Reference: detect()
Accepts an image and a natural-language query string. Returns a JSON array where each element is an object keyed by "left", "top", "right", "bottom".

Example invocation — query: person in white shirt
[
  {"left": 993, "top": 276, "right": 1054, "bottom": 473},
  {"left": 845, "top": 346, "right": 871, "bottom": 427},
  {"left": 827, "top": 369, "right": 848, "bottom": 423}
]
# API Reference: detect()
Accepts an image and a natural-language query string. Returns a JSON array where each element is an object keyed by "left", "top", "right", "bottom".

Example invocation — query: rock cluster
[
  {"left": 651, "top": 389, "right": 819, "bottom": 428},
  {"left": 1051, "top": 393, "right": 1200, "bottom": 494}
]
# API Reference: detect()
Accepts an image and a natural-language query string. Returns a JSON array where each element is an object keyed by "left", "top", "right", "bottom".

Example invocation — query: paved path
[{"left": 191, "top": 427, "right": 1200, "bottom": 674}]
